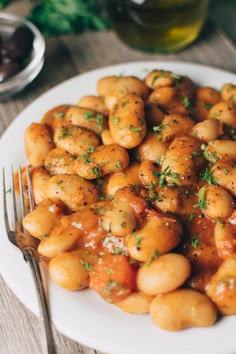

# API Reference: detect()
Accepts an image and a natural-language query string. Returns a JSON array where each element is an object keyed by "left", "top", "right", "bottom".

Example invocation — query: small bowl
[{"left": 0, "top": 12, "right": 45, "bottom": 99}]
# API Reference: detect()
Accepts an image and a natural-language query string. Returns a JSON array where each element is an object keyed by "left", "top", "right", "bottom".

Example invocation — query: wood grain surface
[{"left": 1, "top": 21, "right": 236, "bottom": 354}]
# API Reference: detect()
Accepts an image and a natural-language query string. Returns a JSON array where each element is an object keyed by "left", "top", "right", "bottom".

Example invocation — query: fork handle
[{"left": 23, "top": 246, "right": 56, "bottom": 354}]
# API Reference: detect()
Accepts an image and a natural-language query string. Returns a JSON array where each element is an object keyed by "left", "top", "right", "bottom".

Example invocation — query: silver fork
[{"left": 3, "top": 166, "right": 56, "bottom": 354}]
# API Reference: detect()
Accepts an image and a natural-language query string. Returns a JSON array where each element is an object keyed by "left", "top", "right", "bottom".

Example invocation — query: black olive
[
  {"left": 0, "top": 62, "right": 21, "bottom": 82},
  {"left": 1, "top": 26, "right": 34, "bottom": 63}
]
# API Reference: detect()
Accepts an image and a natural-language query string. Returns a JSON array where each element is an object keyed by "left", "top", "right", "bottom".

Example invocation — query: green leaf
[
  {"left": 0, "top": 0, "right": 9, "bottom": 9},
  {"left": 191, "top": 237, "right": 199, "bottom": 248},
  {"left": 182, "top": 96, "right": 191, "bottom": 108},
  {"left": 29, "top": 6, "right": 78, "bottom": 35},
  {"left": 194, "top": 187, "right": 207, "bottom": 210},
  {"left": 28, "top": 0, "right": 110, "bottom": 35},
  {"left": 200, "top": 168, "right": 217, "bottom": 185}
]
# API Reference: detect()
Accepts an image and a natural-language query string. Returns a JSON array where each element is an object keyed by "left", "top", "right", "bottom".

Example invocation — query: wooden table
[{"left": 1, "top": 22, "right": 236, "bottom": 354}]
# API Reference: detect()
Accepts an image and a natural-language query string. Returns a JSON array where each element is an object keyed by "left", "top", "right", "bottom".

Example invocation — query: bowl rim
[{"left": 0, "top": 12, "right": 45, "bottom": 92}]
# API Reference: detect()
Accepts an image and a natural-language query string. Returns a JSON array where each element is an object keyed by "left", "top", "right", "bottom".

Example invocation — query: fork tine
[
  {"left": 3, "top": 167, "right": 11, "bottom": 234},
  {"left": 11, "top": 166, "right": 18, "bottom": 232},
  {"left": 18, "top": 165, "right": 26, "bottom": 220},
  {"left": 26, "top": 166, "right": 35, "bottom": 212}
]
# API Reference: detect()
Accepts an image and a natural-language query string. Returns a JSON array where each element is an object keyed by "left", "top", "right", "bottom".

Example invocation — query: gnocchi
[{"left": 19, "top": 68, "right": 236, "bottom": 332}]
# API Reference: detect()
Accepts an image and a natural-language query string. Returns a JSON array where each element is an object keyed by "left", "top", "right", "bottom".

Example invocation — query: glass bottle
[{"left": 107, "top": 0, "right": 209, "bottom": 53}]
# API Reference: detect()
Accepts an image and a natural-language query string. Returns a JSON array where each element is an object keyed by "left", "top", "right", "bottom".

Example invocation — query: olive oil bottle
[{"left": 107, "top": 0, "right": 209, "bottom": 53}]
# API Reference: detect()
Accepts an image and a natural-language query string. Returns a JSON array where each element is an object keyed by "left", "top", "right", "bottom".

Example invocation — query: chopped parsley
[
  {"left": 84, "top": 112, "right": 104, "bottom": 129},
  {"left": 171, "top": 72, "right": 182, "bottom": 80},
  {"left": 55, "top": 111, "right": 65, "bottom": 118},
  {"left": 210, "top": 112, "right": 220, "bottom": 118},
  {"left": 129, "top": 126, "right": 142, "bottom": 136},
  {"left": 58, "top": 126, "right": 72, "bottom": 140},
  {"left": 191, "top": 237, "right": 199, "bottom": 248},
  {"left": 116, "top": 160, "right": 123, "bottom": 169},
  {"left": 113, "top": 247, "right": 124, "bottom": 255},
  {"left": 98, "top": 193, "right": 113, "bottom": 201},
  {"left": 151, "top": 70, "right": 169, "bottom": 85},
  {"left": 153, "top": 165, "right": 180, "bottom": 187},
  {"left": 200, "top": 168, "right": 217, "bottom": 185},
  {"left": 94, "top": 114, "right": 104, "bottom": 129},
  {"left": 221, "top": 167, "right": 229, "bottom": 175},
  {"left": 192, "top": 151, "right": 201, "bottom": 157},
  {"left": 83, "top": 111, "right": 94, "bottom": 119},
  {"left": 182, "top": 96, "right": 191, "bottom": 108},
  {"left": 159, "top": 154, "right": 165, "bottom": 166},
  {"left": 91, "top": 166, "right": 102, "bottom": 177},
  {"left": 145, "top": 192, "right": 164, "bottom": 202},
  {"left": 129, "top": 258, "right": 137, "bottom": 264},
  {"left": 201, "top": 143, "right": 221, "bottom": 163},
  {"left": 135, "top": 236, "right": 142, "bottom": 247},
  {"left": 153, "top": 124, "right": 169, "bottom": 134},
  {"left": 55, "top": 180, "right": 63, "bottom": 185},
  {"left": 147, "top": 180, "right": 157, "bottom": 190},
  {"left": 106, "top": 267, "right": 113, "bottom": 275},
  {"left": 151, "top": 75, "right": 158, "bottom": 86},
  {"left": 203, "top": 150, "right": 220, "bottom": 163},
  {"left": 201, "top": 143, "right": 207, "bottom": 151},
  {"left": 131, "top": 232, "right": 142, "bottom": 247},
  {"left": 121, "top": 101, "right": 128, "bottom": 108},
  {"left": 146, "top": 249, "right": 160, "bottom": 267},
  {"left": 94, "top": 207, "right": 106, "bottom": 214},
  {"left": 80, "top": 260, "right": 94, "bottom": 272},
  {"left": 194, "top": 187, "right": 207, "bottom": 210},
  {"left": 113, "top": 117, "right": 120, "bottom": 125},
  {"left": 216, "top": 218, "right": 225, "bottom": 227},
  {"left": 188, "top": 213, "right": 195, "bottom": 221},
  {"left": 81, "top": 147, "right": 95, "bottom": 163},
  {"left": 203, "top": 103, "right": 212, "bottom": 111}
]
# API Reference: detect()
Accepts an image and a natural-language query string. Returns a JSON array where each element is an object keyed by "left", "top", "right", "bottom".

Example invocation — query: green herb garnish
[
  {"left": 189, "top": 213, "right": 195, "bottom": 221},
  {"left": 153, "top": 165, "right": 180, "bottom": 187},
  {"left": 200, "top": 168, "right": 217, "bottom": 185},
  {"left": 58, "top": 126, "right": 72, "bottom": 140},
  {"left": 153, "top": 124, "right": 169, "bottom": 134},
  {"left": 191, "top": 237, "right": 199, "bottom": 248},
  {"left": 91, "top": 166, "right": 102, "bottom": 177},
  {"left": 201, "top": 143, "right": 221, "bottom": 163},
  {"left": 216, "top": 218, "right": 225, "bottom": 227},
  {"left": 221, "top": 168, "right": 229, "bottom": 175},
  {"left": 80, "top": 260, "right": 94, "bottom": 272},
  {"left": 182, "top": 96, "right": 191, "bottom": 108},
  {"left": 121, "top": 101, "right": 128, "bottom": 108},
  {"left": 146, "top": 249, "right": 160, "bottom": 267},
  {"left": 84, "top": 112, "right": 104, "bottom": 129},
  {"left": 203, "top": 103, "right": 212, "bottom": 111},
  {"left": 84, "top": 111, "right": 94, "bottom": 119},
  {"left": 80, "top": 146, "right": 95, "bottom": 163},
  {"left": 55, "top": 112, "right": 65, "bottom": 118},
  {"left": 116, "top": 160, "right": 123, "bottom": 169},
  {"left": 171, "top": 73, "right": 182, "bottom": 80},
  {"left": 113, "top": 117, "right": 120, "bottom": 125},
  {"left": 194, "top": 187, "right": 207, "bottom": 210},
  {"left": 129, "top": 126, "right": 142, "bottom": 136},
  {"left": 95, "top": 207, "right": 106, "bottom": 214},
  {"left": 113, "top": 247, "right": 124, "bottom": 255}
]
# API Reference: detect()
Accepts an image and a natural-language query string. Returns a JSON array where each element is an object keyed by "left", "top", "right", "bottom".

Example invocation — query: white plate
[{"left": 1, "top": 61, "right": 236, "bottom": 354}]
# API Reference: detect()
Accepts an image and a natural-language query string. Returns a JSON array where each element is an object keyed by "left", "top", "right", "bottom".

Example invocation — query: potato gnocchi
[{"left": 21, "top": 69, "right": 236, "bottom": 331}]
